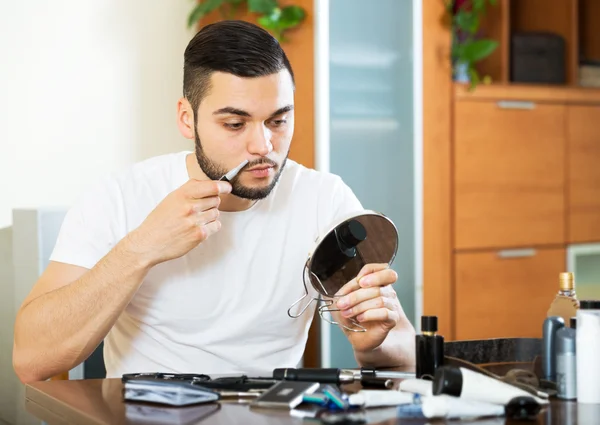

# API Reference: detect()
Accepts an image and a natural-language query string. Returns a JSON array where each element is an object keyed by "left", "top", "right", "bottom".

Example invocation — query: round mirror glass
[{"left": 307, "top": 210, "right": 398, "bottom": 298}]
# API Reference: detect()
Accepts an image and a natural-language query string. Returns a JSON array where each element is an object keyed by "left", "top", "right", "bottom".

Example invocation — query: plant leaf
[
  {"left": 277, "top": 5, "right": 306, "bottom": 29},
  {"left": 188, "top": 0, "right": 224, "bottom": 28},
  {"left": 462, "top": 39, "right": 498, "bottom": 63},
  {"left": 258, "top": 14, "right": 280, "bottom": 31},
  {"left": 248, "top": 0, "right": 277, "bottom": 14},
  {"left": 468, "top": 66, "right": 481, "bottom": 90}
]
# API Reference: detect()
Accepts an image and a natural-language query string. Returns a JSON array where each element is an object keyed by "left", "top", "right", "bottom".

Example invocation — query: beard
[{"left": 194, "top": 129, "right": 287, "bottom": 200}]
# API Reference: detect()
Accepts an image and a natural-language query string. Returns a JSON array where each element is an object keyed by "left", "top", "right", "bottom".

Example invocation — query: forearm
[
  {"left": 355, "top": 321, "right": 416, "bottom": 368},
  {"left": 13, "top": 235, "right": 151, "bottom": 382}
]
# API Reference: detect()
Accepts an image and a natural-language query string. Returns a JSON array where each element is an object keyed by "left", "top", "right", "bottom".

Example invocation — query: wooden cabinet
[
  {"left": 455, "top": 247, "right": 566, "bottom": 340},
  {"left": 567, "top": 105, "right": 600, "bottom": 243},
  {"left": 454, "top": 100, "right": 566, "bottom": 250}
]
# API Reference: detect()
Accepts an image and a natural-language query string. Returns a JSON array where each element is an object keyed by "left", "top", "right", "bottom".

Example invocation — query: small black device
[
  {"left": 505, "top": 396, "right": 542, "bottom": 421},
  {"left": 511, "top": 31, "right": 566, "bottom": 84}
]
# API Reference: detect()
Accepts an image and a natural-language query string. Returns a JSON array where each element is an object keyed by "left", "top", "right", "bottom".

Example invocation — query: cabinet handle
[
  {"left": 497, "top": 100, "right": 536, "bottom": 110},
  {"left": 497, "top": 248, "right": 537, "bottom": 259}
]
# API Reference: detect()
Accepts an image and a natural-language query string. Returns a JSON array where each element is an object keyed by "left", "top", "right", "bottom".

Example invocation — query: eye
[
  {"left": 224, "top": 122, "right": 245, "bottom": 131},
  {"left": 269, "top": 119, "right": 287, "bottom": 128}
]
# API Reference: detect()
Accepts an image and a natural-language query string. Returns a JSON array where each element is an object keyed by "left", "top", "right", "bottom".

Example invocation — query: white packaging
[
  {"left": 398, "top": 378, "right": 432, "bottom": 396},
  {"left": 576, "top": 301, "right": 600, "bottom": 404},
  {"left": 421, "top": 395, "right": 505, "bottom": 419},
  {"left": 347, "top": 390, "right": 415, "bottom": 407}
]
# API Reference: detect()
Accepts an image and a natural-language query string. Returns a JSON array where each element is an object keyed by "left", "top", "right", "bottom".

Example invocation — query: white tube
[
  {"left": 421, "top": 395, "right": 505, "bottom": 419},
  {"left": 434, "top": 367, "right": 549, "bottom": 406},
  {"left": 347, "top": 390, "right": 415, "bottom": 407},
  {"left": 398, "top": 379, "right": 432, "bottom": 396}
]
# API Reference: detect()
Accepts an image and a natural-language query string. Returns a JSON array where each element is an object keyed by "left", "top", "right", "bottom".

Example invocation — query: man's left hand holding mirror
[{"left": 333, "top": 263, "right": 416, "bottom": 367}]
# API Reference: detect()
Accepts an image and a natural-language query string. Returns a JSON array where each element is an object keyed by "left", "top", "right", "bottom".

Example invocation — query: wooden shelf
[{"left": 454, "top": 82, "right": 600, "bottom": 104}]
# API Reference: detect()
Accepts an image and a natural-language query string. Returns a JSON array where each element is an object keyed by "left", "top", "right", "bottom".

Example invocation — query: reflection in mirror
[{"left": 287, "top": 210, "right": 398, "bottom": 332}]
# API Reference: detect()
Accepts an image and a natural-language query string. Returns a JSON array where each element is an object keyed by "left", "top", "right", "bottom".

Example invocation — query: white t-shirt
[{"left": 50, "top": 151, "right": 363, "bottom": 378}]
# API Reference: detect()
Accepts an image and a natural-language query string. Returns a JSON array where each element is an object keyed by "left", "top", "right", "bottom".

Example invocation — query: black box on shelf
[{"left": 511, "top": 32, "right": 566, "bottom": 84}]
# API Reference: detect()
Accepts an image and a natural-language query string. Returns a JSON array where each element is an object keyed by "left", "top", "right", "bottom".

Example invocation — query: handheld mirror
[{"left": 287, "top": 210, "right": 398, "bottom": 332}]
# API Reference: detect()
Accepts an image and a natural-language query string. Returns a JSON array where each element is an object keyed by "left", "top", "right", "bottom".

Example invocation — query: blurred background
[{"left": 1, "top": 0, "right": 600, "bottom": 423}]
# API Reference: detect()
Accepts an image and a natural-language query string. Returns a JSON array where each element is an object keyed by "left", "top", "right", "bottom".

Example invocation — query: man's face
[{"left": 193, "top": 70, "right": 295, "bottom": 200}]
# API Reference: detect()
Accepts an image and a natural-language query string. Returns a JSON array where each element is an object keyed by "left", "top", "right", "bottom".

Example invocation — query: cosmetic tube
[
  {"left": 432, "top": 366, "right": 549, "bottom": 406},
  {"left": 421, "top": 395, "right": 505, "bottom": 419},
  {"left": 348, "top": 390, "right": 415, "bottom": 408},
  {"left": 398, "top": 378, "right": 432, "bottom": 396}
]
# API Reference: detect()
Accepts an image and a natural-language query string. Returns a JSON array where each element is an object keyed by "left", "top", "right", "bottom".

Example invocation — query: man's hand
[
  {"left": 127, "top": 179, "right": 231, "bottom": 267},
  {"left": 332, "top": 263, "right": 406, "bottom": 354}
]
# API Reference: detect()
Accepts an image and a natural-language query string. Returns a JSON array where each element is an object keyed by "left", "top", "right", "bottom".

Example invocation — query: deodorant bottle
[
  {"left": 556, "top": 322, "right": 577, "bottom": 400},
  {"left": 416, "top": 316, "right": 444, "bottom": 380}
]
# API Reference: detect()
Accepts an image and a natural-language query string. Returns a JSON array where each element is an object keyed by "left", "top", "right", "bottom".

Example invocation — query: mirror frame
[{"left": 287, "top": 209, "right": 398, "bottom": 332}]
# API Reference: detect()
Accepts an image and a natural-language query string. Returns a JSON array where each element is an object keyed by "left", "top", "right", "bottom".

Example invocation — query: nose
[{"left": 247, "top": 123, "right": 273, "bottom": 157}]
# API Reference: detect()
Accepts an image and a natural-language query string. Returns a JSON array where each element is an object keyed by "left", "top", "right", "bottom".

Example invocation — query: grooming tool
[
  {"left": 219, "top": 159, "right": 248, "bottom": 182},
  {"left": 121, "top": 373, "right": 275, "bottom": 392},
  {"left": 273, "top": 367, "right": 415, "bottom": 385},
  {"left": 360, "top": 377, "right": 394, "bottom": 389}
]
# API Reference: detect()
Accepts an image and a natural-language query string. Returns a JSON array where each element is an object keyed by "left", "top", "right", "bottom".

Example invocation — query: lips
[{"left": 247, "top": 165, "right": 273, "bottom": 171}]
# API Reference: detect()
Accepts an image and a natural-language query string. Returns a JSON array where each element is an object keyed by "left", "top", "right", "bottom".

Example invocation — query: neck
[{"left": 185, "top": 153, "right": 256, "bottom": 212}]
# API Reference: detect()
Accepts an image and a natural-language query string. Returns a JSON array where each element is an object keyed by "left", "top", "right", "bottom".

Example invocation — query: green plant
[
  {"left": 446, "top": 0, "right": 499, "bottom": 88},
  {"left": 187, "top": 0, "right": 306, "bottom": 42}
]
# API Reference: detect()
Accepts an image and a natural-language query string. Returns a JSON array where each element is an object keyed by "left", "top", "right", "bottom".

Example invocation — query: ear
[{"left": 177, "top": 97, "right": 195, "bottom": 140}]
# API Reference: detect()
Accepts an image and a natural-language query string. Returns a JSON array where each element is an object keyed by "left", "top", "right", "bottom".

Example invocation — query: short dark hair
[{"left": 183, "top": 20, "right": 295, "bottom": 116}]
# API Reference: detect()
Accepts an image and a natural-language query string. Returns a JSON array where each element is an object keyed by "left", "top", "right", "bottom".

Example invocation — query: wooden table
[{"left": 23, "top": 372, "right": 599, "bottom": 425}]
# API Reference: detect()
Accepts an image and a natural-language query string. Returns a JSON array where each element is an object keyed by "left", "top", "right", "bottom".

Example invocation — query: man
[{"left": 13, "top": 20, "right": 415, "bottom": 383}]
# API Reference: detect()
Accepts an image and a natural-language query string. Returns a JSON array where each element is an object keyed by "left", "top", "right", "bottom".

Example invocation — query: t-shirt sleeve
[{"left": 50, "top": 177, "right": 123, "bottom": 270}]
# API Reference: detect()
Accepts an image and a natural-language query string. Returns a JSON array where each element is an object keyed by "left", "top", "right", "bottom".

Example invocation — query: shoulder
[
  {"left": 278, "top": 160, "right": 363, "bottom": 226},
  {"left": 71, "top": 151, "right": 189, "bottom": 218},
  {"left": 279, "top": 159, "right": 348, "bottom": 193}
]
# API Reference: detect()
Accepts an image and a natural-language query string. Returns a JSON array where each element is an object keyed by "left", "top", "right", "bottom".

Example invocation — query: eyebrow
[{"left": 212, "top": 105, "right": 294, "bottom": 119}]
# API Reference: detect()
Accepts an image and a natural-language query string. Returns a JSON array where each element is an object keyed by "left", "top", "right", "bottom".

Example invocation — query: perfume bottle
[
  {"left": 547, "top": 272, "right": 580, "bottom": 327},
  {"left": 416, "top": 316, "right": 444, "bottom": 380}
]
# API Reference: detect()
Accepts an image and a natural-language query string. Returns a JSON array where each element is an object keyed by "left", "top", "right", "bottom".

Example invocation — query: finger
[
  {"left": 340, "top": 296, "right": 394, "bottom": 319},
  {"left": 335, "top": 263, "right": 391, "bottom": 296},
  {"left": 356, "top": 308, "right": 399, "bottom": 327},
  {"left": 336, "top": 287, "right": 381, "bottom": 310},
  {"left": 358, "top": 268, "right": 398, "bottom": 289},
  {"left": 185, "top": 180, "right": 231, "bottom": 199},
  {"left": 191, "top": 196, "right": 221, "bottom": 213},
  {"left": 195, "top": 208, "right": 219, "bottom": 226},
  {"left": 196, "top": 219, "right": 222, "bottom": 241},
  {"left": 357, "top": 263, "right": 391, "bottom": 281}
]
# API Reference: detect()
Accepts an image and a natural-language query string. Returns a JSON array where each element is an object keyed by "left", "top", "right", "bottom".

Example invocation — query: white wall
[
  {"left": 0, "top": 0, "right": 196, "bottom": 229},
  {"left": 0, "top": 2, "right": 196, "bottom": 423}
]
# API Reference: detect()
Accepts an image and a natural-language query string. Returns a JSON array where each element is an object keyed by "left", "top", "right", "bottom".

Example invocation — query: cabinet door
[
  {"left": 455, "top": 247, "right": 565, "bottom": 340},
  {"left": 454, "top": 100, "right": 566, "bottom": 250},
  {"left": 568, "top": 105, "right": 600, "bottom": 243}
]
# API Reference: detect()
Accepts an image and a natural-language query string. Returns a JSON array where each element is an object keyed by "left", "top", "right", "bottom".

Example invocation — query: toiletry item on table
[
  {"left": 432, "top": 366, "right": 549, "bottom": 406},
  {"left": 576, "top": 300, "right": 600, "bottom": 404},
  {"left": 547, "top": 272, "right": 579, "bottom": 326},
  {"left": 399, "top": 378, "right": 433, "bottom": 396},
  {"left": 272, "top": 367, "right": 414, "bottom": 385},
  {"left": 556, "top": 318, "right": 577, "bottom": 400},
  {"left": 542, "top": 316, "right": 565, "bottom": 382},
  {"left": 415, "top": 315, "right": 444, "bottom": 380}
]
